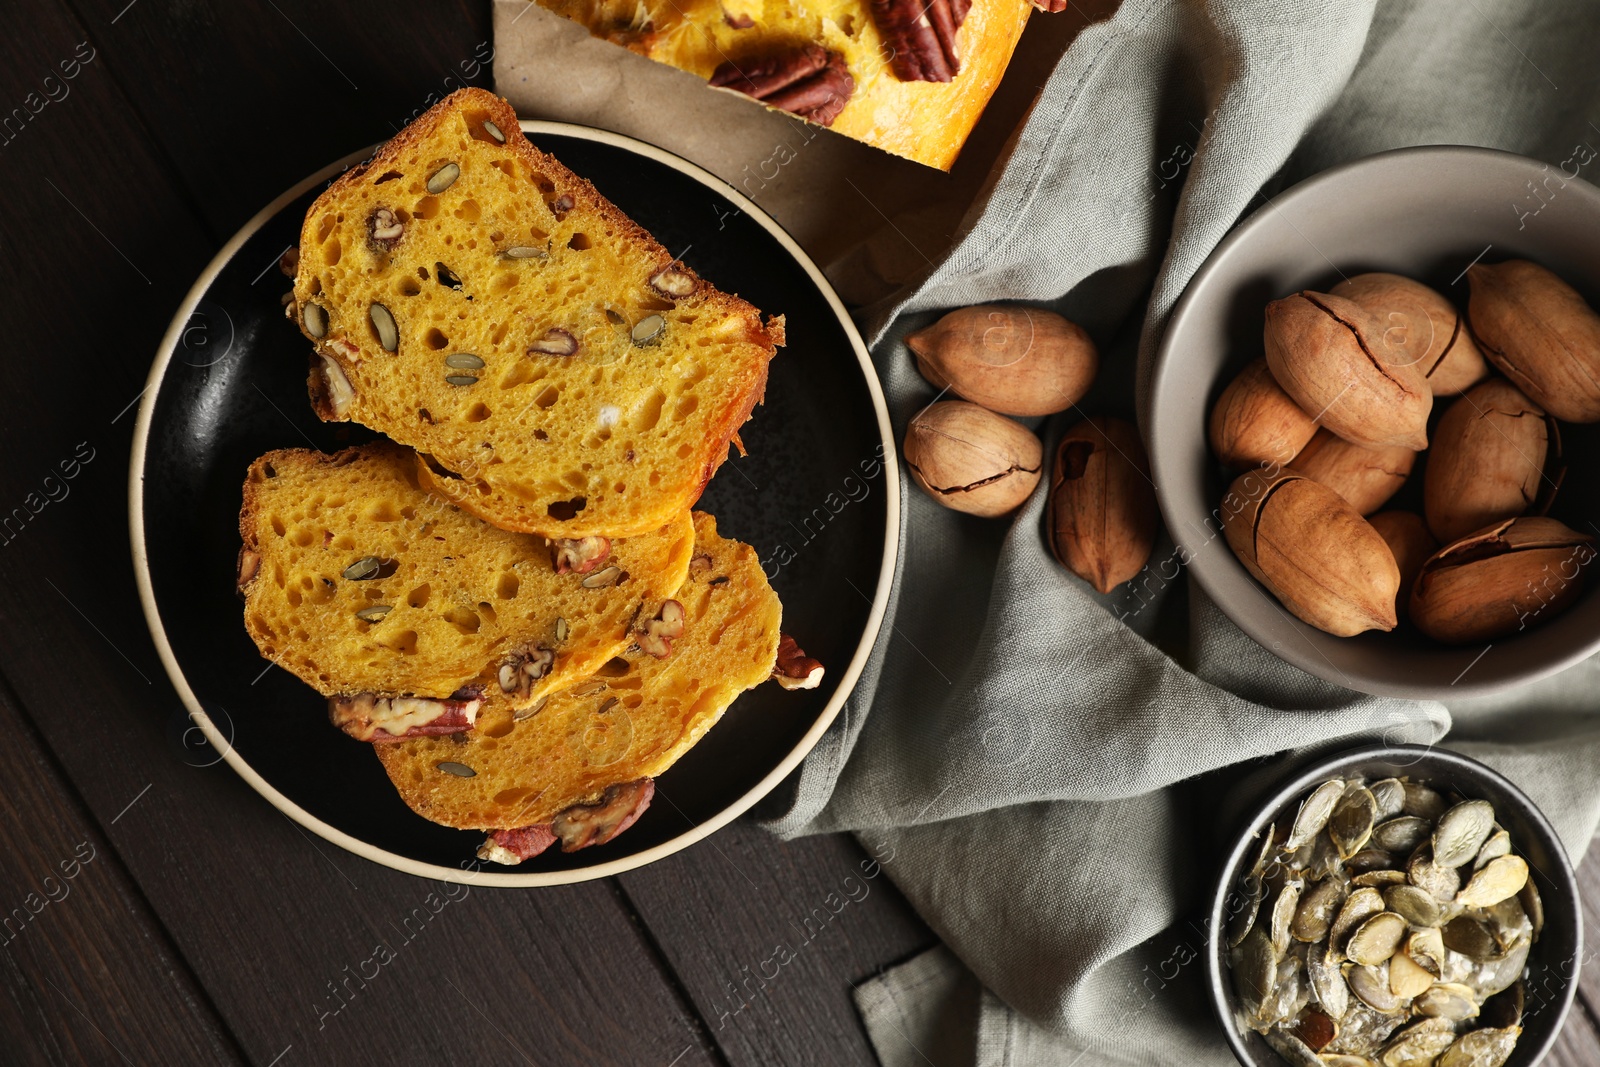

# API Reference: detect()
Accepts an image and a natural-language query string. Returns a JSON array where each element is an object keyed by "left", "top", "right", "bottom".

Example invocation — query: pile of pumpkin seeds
[{"left": 1226, "top": 776, "right": 1542, "bottom": 1067}]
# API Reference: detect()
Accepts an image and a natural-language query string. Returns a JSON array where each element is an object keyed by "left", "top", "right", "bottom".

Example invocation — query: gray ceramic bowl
[
  {"left": 1149, "top": 146, "right": 1600, "bottom": 698},
  {"left": 1207, "top": 744, "right": 1580, "bottom": 1067}
]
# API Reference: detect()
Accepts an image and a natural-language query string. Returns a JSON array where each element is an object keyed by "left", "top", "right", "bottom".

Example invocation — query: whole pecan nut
[
  {"left": 709, "top": 45, "right": 855, "bottom": 127},
  {"left": 870, "top": 0, "right": 971, "bottom": 83}
]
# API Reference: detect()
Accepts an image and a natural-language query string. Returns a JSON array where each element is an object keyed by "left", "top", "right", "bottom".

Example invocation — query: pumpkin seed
[
  {"left": 1473, "top": 935, "right": 1530, "bottom": 1000},
  {"left": 482, "top": 119, "right": 505, "bottom": 143},
  {"left": 1353, "top": 870, "right": 1408, "bottom": 889},
  {"left": 355, "top": 604, "right": 392, "bottom": 621},
  {"left": 1325, "top": 1003, "right": 1405, "bottom": 1056},
  {"left": 1370, "top": 778, "right": 1406, "bottom": 821},
  {"left": 1286, "top": 779, "right": 1347, "bottom": 851},
  {"left": 1483, "top": 896, "right": 1531, "bottom": 949},
  {"left": 1236, "top": 925, "right": 1278, "bottom": 1018},
  {"left": 503, "top": 245, "right": 548, "bottom": 259},
  {"left": 1373, "top": 816, "right": 1431, "bottom": 855},
  {"left": 445, "top": 374, "right": 479, "bottom": 387},
  {"left": 1226, "top": 879, "right": 1262, "bottom": 949},
  {"left": 1348, "top": 849, "right": 1398, "bottom": 874},
  {"left": 1308, "top": 947, "right": 1350, "bottom": 1020},
  {"left": 1392, "top": 1016, "right": 1457, "bottom": 1039},
  {"left": 1293, "top": 878, "right": 1346, "bottom": 943},
  {"left": 1387, "top": 949, "right": 1435, "bottom": 1000},
  {"left": 1347, "top": 963, "right": 1403, "bottom": 1012},
  {"left": 1457, "top": 856, "right": 1528, "bottom": 909},
  {"left": 1407, "top": 929, "right": 1445, "bottom": 977},
  {"left": 630, "top": 313, "right": 666, "bottom": 346},
  {"left": 1347, "top": 912, "right": 1408, "bottom": 966},
  {"left": 445, "top": 352, "right": 486, "bottom": 369},
  {"left": 1380, "top": 1028, "right": 1456, "bottom": 1067},
  {"left": 580, "top": 565, "right": 623, "bottom": 588},
  {"left": 1478, "top": 981, "right": 1524, "bottom": 1029},
  {"left": 1263, "top": 1031, "right": 1322, "bottom": 1067},
  {"left": 1306, "top": 832, "right": 1345, "bottom": 880},
  {"left": 554, "top": 616, "right": 569, "bottom": 642},
  {"left": 1331, "top": 888, "right": 1387, "bottom": 956},
  {"left": 1437, "top": 1027, "right": 1520, "bottom": 1067},
  {"left": 1384, "top": 884, "right": 1445, "bottom": 927},
  {"left": 1433, "top": 800, "right": 1495, "bottom": 869},
  {"left": 427, "top": 161, "right": 461, "bottom": 194},
  {"left": 1414, "top": 983, "right": 1480, "bottom": 1022},
  {"left": 342, "top": 556, "right": 382, "bottom": 580},
  {"left": 1249, "top": 821, "right": 1278, "bottom": 878},
  {"left": 1270, "top": 880, "right": 1304, "bottom": 955},
  {"left": 1408, "top": 846, "right": 1462, "bottom": 902},
  {"left": 302, "top": 301, "right": 328, "bottom": 338},
  {"left": 512, "top": 695, "right": 549, "bottom": 722},
  {"left": 1473, "top": 829, "right": 1511, "bottom": 870},
  {"left": 1401, "top": 782, "right": 1448, "bottom": 821},
  {"left": 1441, "top": 915, "right": 1498, "bottom": 960},
  {"left": 370, "top": 302, "right": 399, "bottom": 352},
  {"left": 1518, "top": 878, "right": 1544, "bottom": 940},
  {"left": 1330, "top": 786, "right": 1379, "bottom": 859},
  {"left": 435, "top": 760, "right": 475, "bottom": 777}
]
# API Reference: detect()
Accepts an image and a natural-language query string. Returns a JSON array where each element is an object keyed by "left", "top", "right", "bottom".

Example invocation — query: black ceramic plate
[{"left": 130, "top": 123, "right": 897, "bottom": 886}]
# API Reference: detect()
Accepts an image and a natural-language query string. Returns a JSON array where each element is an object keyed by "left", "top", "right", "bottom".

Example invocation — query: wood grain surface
[{"left": 2, "top": 0, "right": 1596, "bottom": 1064}]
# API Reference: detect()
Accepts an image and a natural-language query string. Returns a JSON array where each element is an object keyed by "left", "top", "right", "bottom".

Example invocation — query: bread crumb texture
[
  {"left": 292, "top": 88, "right": 781, "bottom": 538},
  {"left": 238, "top": 444, "right": 694, "bottom": 711},
  {"left": 375, "top": 511, "right": 783, "bottom": 828}
]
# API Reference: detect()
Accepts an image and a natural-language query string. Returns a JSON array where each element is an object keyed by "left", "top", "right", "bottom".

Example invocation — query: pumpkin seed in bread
[
  {"left": 237, "top": 444, "right": 694, "bottom": 739},
  {"left": 289, "top": 87, "right": 783, "bottom": 539},
  {"left": 373, "top": 512, "right": 785, "bottom": 850}
]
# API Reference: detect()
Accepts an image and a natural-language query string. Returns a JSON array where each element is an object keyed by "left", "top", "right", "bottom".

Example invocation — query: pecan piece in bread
[
  {"left": 634, "top": 600, "right": 685, "bottom": 659},
  {"left": 477, "top": 824, "right": 557, "bottom": 865},
  {"left": 870, "top": 0, "right": 971, "bottom": 83},
  {"left": 236, "top": 547, "right": 261, "bottom": 594},
  {"left": 709, "top": 46, "right": 855, "bottom": 128},
  {"left": 330, "top": 688, "right": 483, "bottom": 742},
  {"left": 551, "top": 535, "right": 611, "bottom": 575},
  {"left": 475, "top": 779, "right": 656, "bottom": 865},
  {"left": 773, "top": 634, "right": 824, "bottom": 690}
]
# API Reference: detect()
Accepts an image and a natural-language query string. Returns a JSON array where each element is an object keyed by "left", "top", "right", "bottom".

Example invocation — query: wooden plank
[
  {"left": 1549, "top": 843, "right": 1600, "bottom": 1065},
  {"left": 619, "top": 818, "right": 935, "bottom": 1066},
  {"left": 0, "top": 678, "right": 244, "bottom": 1066},
  {"left": 68, "top": 0, "right": 494, "bottom": 238},
  {"left": 0, "top": 2, "right": 720, "bottom": 1064}
]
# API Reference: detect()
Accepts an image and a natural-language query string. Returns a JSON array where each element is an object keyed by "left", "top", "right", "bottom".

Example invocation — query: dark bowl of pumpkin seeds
[{"left": 1208, "top": 744, "right": 1580, "bottom": 1067}]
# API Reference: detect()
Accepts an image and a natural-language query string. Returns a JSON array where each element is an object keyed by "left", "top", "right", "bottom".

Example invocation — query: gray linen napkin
[{"left": 746, "top": 0, "right": 1600, "bottom": 1064}]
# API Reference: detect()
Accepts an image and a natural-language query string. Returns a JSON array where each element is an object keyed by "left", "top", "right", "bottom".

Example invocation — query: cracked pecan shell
[
  {"left": 904, "top": 400, "right": 1042, "bottom": 518},
  {"left": 709, "top": 45, "right": 855, "bottom": 127}
]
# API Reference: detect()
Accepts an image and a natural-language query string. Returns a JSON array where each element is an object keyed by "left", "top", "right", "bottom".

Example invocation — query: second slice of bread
[
  {"left": 374, "top": 512, "right": 782, "bottom": 829},
  {"left": 238, "top": 444, "right": 694, "bottom": 728}
]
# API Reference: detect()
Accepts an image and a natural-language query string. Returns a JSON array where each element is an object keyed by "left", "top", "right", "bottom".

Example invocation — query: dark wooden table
[{"left": 4, "top": 2, "right": 1600, "bottom": 1064}]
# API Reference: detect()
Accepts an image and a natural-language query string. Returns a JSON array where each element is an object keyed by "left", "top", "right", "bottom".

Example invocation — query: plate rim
[
  {"left": 128, "top": 119, "right": 900, "bottom": 886},
  {"left": 1148, "top": 143, "right": 1600, "bottom": 700}
]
